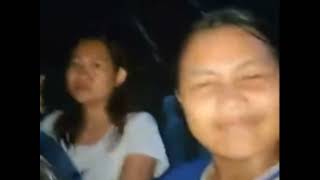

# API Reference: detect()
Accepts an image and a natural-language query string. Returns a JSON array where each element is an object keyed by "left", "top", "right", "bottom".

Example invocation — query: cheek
[
  {"left": 242, "top": 86, "right": 279, "bottom": 145},
  {"left": 183, "top": 109, "right": 217, "bottom": 153},
  {"left": 65, "top": 70, "right": 75, "bottom": 90},
  {"left": 181, "top": 94, "right": 219, "bottom": 146},
  {"left": 181, "top": 88, "right": 219, "bottom": 121},
  {"left": 258, "top": 90, "right": 279, "bottom": 132},
  {"left": 245, "top": 82, "right": 279, "bottom": 121},
  {"left": 94, "top": 71, "right": 116, "bottom": 93}
]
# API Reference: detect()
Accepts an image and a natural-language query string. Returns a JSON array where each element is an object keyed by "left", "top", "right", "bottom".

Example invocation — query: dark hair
[
  {"left": 54, "top": 35, "right": 130, "bottom": 147},
  {"left": 175, "top": 7, "right": 278, "bottom": 88}
]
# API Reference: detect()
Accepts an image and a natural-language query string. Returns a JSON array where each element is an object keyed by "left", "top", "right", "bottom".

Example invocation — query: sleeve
[
  {"left": 40, "top": 110, "right": 63, "bottom": 140},
  {"left": 123, "top": 112, "right": 170, "bottom": 178}
]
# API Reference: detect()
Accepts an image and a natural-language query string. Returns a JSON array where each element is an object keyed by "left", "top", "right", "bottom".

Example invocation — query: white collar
[
  {"left": 256, "top": 162, "right": 279, "bottom": 180},
  {"left": 200, "top": 161, "right": 279, "bottom": 180},
  {"left": 201, "top": 162, "right": 213, "bottom": 180}
]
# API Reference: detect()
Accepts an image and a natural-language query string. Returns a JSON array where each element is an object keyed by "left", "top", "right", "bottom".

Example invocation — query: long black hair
[{"left": 54, "top": 35, "right": 131, "bottom": 147}]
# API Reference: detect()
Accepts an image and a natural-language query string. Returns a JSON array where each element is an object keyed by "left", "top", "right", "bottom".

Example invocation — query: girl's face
[{"left": 66, "top": 39, "right": 126, "bottom": 106}]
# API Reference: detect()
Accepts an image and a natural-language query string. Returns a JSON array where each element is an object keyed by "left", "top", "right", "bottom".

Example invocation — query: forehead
[
  {"left": 180, "top": 26, "right": 276, "bottom": 70},
  {"left": 73, "top": 40, "right": 110, "bottom": 57}
]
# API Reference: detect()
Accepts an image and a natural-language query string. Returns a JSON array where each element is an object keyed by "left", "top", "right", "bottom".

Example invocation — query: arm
[
  {"left": 121, "top": 112, "right": 170, "bottom": 179},
  {"left": 119, "top": 154, "right": 156, "bottom": 180}
]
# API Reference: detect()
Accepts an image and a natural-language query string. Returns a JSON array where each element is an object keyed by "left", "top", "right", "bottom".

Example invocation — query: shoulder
[
  {"left": 40, "top": 110, "right": 63, "bottom": 138},
  {"left": 160, "top": 158, "right": 210, "bottom": 180},
  {"left": 122, "top": 112, "right": 169, "bottom": 178},
  {"left": 124, "top": 111, "right": 158, "bottom": 131}
]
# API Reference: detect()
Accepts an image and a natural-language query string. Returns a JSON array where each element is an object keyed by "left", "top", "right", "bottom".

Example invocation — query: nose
[
  {"left": 75, "top": 64, "right": 94, "bottom": 81},
  {"left": 216, "top": 84, "right": 248, "bottom": 115}
]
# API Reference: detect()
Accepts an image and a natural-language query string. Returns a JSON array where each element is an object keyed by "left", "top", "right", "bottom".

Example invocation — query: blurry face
[
  {"left": 66, "top": 40, "right": 126, "bottom": 106},
  {"left": 177, "top": 26, "right": 279, "bottom": 160}
]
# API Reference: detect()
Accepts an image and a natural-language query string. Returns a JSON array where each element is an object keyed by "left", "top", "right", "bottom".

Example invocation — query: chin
[
  {"left": 207, "top": 139, "right": 263, "bottom": 160},
  {"left": 218, "top": 148, "right": 259, "bottom": 160},
  {"left": 74, "top": 98, "right": 92, "bottom": 105},
  {"left": 71, "top": 93, "right": 94, "bottom": 104},
  {"left": 74, "top": 95, "right": 107, "bottom": 106}
]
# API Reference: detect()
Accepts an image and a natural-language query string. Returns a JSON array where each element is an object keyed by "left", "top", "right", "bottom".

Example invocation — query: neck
[
  {"left": 209, "top": 144, "right": 279, "bottom": 180},
  {"left": 81, "top": 101, "right": 111, "bottom": 131}
]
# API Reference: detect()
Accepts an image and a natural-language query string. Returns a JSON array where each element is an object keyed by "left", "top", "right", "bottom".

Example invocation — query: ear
[{"left": 115, "top": 67, "right": 127, "bottom": 87}]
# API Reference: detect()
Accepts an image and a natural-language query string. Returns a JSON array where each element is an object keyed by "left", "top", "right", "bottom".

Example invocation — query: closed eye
[
  {"left": 243, "top": 74, "right": 263, "bottom": 79},
  {"left": 195, "top": 82, "right": 210, "bottom": 88},
  {"left": 191, "top": 81, "right": 215, "bottom": 90}
]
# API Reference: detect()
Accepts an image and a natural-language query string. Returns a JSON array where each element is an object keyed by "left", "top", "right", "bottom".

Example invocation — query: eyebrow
[
  {"left": 186, "top": 59, "right": 266, "bottom": 77},
  {"left": 188, "top": 68, "right": 219, "bottom": 77},
  {"left": 235, "top": 59, "right": 271, "bottom": 71}
]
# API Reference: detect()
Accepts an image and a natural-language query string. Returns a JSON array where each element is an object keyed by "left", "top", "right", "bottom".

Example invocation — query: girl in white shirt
[{"left": 40, "top": 35, "right": 169, "bottom": 180}]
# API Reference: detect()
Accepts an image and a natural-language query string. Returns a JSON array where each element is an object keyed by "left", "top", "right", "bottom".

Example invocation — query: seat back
[
  {"left": 160, "top": 95, "right": 210, "bottom": 168},
  {"left": 40, "top": 131, "right": 81, "bottom": 180}
]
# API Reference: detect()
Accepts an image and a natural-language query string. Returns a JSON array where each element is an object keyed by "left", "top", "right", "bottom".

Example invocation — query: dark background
[{"left": 40, "top": 0, "right": 279, "bottom": 115}]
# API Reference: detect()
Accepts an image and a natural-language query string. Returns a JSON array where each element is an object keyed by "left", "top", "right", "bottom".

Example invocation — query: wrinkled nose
[{"left": 216, "top": 85, "right": 248, "bottom": 115}]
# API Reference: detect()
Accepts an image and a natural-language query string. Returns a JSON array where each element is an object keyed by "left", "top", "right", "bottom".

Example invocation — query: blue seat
[
  {"left": 40, "top": 131, "right": 82, "bottom": 180},
  {"left": 160, "top": 95, "right": 210, "bottom": 169}
]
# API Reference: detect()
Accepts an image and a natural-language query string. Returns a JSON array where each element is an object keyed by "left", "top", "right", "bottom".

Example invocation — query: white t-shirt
[{"left": 40, "top": 111, "right": 169, "bottom": 180}]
